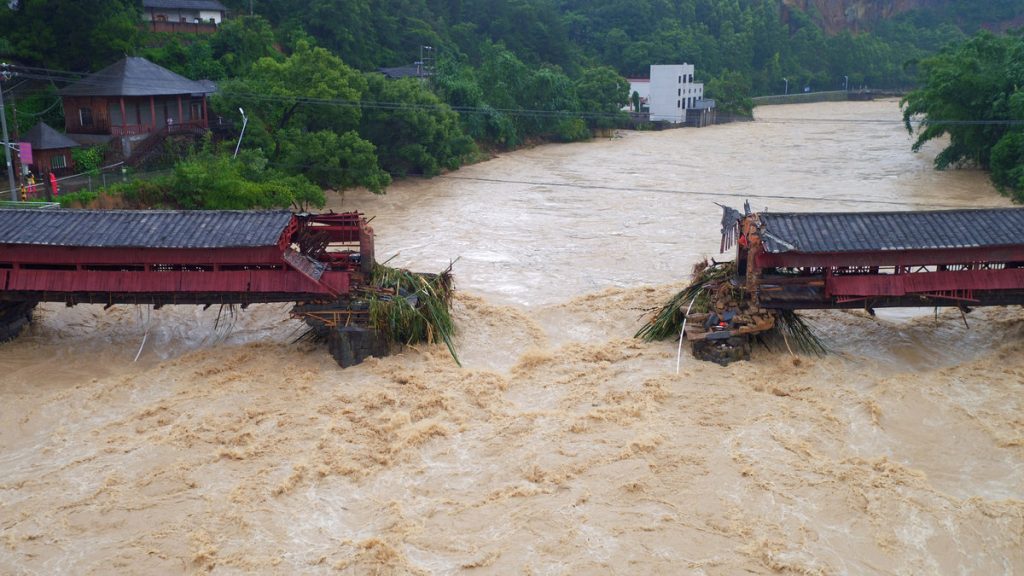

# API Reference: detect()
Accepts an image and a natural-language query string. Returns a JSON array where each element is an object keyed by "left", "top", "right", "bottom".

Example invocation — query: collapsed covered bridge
[
  {"left": 0, "top": 208, "right": 449, "bottom": 366},
  {"left": 0, "top": 209, "right": 373, "bottom": 305},
  {"left": 741, "top": 207, "right": 1024, "bottom": 309},
  {"left": 646, "top": 206, "right": 1024, "bottom": 364}
]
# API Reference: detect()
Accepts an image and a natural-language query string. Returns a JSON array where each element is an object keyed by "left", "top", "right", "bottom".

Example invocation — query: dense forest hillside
[
  {"left": 4, "top": 1, "right": 1020, "bottom": 89},
  {"left": 1, "top": 0, "right": 1021, "bottom": 205},
  {"left": 782, "top": 0, "right": 1023, "bottom": 34}
]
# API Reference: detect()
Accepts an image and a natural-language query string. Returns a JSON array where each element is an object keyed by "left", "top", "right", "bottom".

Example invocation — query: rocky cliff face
[{"left": 781, "top": 0, "right": 947, "bottom": 34}]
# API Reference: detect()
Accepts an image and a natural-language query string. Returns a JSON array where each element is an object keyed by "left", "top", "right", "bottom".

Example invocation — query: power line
[
  {"left": 19, "top": 98, "right": 62, "bottom": 117},
  {"left": 436, "top": 175, "right": 983, "bottom": 210},
  {"left": 754, "top": 116, "right": 1024, "bottom": 126},
  {"left": 6, "top": 64, "right": 1024, "bottom": 127}
]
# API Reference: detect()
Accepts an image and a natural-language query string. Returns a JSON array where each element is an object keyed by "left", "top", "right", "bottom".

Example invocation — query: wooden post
[
  {"left": 177, "top": 95, "right": 183, "bottom": 129},
  {"left": 119, "top": 97, "right": 127, "bottom": 134},
  {"left": 202, "top": 95, "right": 208, "bottom": 129},
  {"left": 150, "top": 96, "right": 156, "bottom": 131}
]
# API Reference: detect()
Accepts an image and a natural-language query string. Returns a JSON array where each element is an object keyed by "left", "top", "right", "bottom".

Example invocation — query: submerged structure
[
  {"left": 0, "top": 209, "right": 454, "bottom": 366},
  {"left": 640, "top": 206, "right": 1024, "bottom": 364}
]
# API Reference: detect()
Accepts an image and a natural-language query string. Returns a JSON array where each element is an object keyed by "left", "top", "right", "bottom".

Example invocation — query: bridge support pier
[
  {"left": 327, "top": 326, "right": 389, "bottom": 368},
  {"left": 0, "top": 301, "right": 37, "bottom": 342},
  {"left": 692, "top": 336, "right": 751, "bottom": 366}
]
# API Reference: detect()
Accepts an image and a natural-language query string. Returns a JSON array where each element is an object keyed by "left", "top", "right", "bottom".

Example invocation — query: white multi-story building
[{"left": 648, "top": 64, "right": 704, "bottom": 124}]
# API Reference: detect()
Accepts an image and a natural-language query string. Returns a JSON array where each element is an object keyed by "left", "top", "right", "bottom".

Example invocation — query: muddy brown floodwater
[{"left": 2, "top": 100, "right": 1022, "bottom": 575}]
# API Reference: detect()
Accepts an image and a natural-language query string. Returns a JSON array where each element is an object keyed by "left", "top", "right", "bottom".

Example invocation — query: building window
[
  {"left": 79, "top": 107, "right": 93, "bottom": 127},
  {"left": 677, "top": 88, "right": 681, "bottom": 96},
  {"left": 677, "top": 100, "right": 681, "bottom": 109},
  {"left": 51, "top": 154, "right": 67, "bottom": 170},
  {"left": 678, "top": 76, "right": 681, "bottom": 83}
]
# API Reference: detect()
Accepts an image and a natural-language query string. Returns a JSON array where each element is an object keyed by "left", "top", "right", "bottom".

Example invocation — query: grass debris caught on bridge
[
  {"left": 636, "top": 259, "right": 826, "bottom": 356},
  {"left": 369, "top": 263, "right": 460, "bottom": 366},
  {"left": 635, "top": 260, "right": 735, "bottom": 342}
]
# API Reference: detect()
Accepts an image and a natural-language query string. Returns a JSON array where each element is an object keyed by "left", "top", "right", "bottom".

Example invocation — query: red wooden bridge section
[
  {"left": 733, "top": 207, "right": 1024, "bottom": 310},
  {"left": 0, "top": 209, "right": 374, "bottom": 307}
]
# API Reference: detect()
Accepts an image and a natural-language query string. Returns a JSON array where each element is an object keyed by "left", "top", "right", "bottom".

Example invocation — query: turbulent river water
[{"left": 2, "top": 100, "right": 1022, "bottom": 575}]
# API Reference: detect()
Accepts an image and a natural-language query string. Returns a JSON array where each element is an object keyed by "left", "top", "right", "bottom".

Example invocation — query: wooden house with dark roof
[
  {"left": 142, "top": 0, "right": 228, "bottom": 34},
  {"left": 21, "top": 122, "right": 80, "bottom": 177},
  {"left": 58, "top": 56, "right": 216, "bottom": 139}
]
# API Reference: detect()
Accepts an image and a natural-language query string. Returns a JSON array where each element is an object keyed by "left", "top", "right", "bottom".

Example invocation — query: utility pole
[
  {"left": 1, "top": 63, "right": 16, "bottom": 201},
  {"left": 418, "top": 45, "right": 433, "bottom": 78},
  {"left": 9, "top": 86, "right": 22, "bottom": 190}
]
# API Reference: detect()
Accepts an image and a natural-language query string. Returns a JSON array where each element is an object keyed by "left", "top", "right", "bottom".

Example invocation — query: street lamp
[
  {"left": 418, "top": 45, "right": 433, "bottom": 78},
  {"left": 844, "top": 75, "right": 849, "bottom": 92},
  {"left": 783, "top": 77, "right": 788, "bottom": 95},
  {"left": 233, "top": 107, "right": 248, "bottom": 158}
]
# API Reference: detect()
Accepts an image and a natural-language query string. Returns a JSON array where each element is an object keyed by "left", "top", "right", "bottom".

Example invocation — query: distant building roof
[
  {"left": 23, "top": 122, "right": 80, "bottom": 151},
  {"left": 141, "top": 0, "right": 227, "bottom": 10},
  {"left": 59, "top": 57, "right": 217, "bottom": 98},
  {"left": 0, "top": 209, "right": 294, "bottom": 249},
  {"left": 693, "top": 99, "right": 715, "bottom": 110},
  {"left": 377, "top": 65, "right": 431, "bottom": 79},
  {"left": 196, "top": 79, "right": 218, "bottom": 93},
  {"left": 759, "top": 208, "right": 1024, "bottom": 254}
]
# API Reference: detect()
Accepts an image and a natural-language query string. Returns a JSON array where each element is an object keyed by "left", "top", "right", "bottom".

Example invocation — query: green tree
[
  {"left": 277, "top": 129, "right": 390, "bottom": 192},
  {"left": 70, "top": 146, "right": 105, "bottom": 175},
  {"left": 902, "top": 32, "right": 1024, "bottom": 200},
  {"left": 360, "top": 74, "right": 475, "bottom": 177},
  {"left": 991, "top": 132, "right": 1024, "bottom": 200},
  {"left": 214, "top": 41, "right": 390, "bottom": 193},
  {"left": 522, "top": 66, "right": 582, "bottom": 139},
  {"left": 706, "top": 69, "right": 753, "bottom": 118},
  {"left": 91, "top": 149, "right": 326, "bottom": 210},
  {"left": 990, "top": 89, "right": 1024, "bottom": 200},
  {"left": 210, "top": 15, "right": 281, "bottom": 77},
  {"left": 575, "top": 66, "right": 630, "bottom": 129},
  {"left": 10, "top": 87, "right": 65, "bottom": 135},
  {"left": 433, "top": 56, "right": 520, "bottom": 147},
  {"left": 1, "top": 0, "right": 140, "bottom": 70},
  {"left": 901, "top": 32, "right": 1024, "bottom": 170},
  {"left": 141, "top": 37, "right": 226, "bottom": 81}
]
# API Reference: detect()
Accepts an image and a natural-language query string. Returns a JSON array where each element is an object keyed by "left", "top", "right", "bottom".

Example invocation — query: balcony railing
[
  {"left": 111, "top": 120, "right": 207, "bottom": 137},
  {"left": 144, "top": 20, "right": 219, "bottom": 34}
]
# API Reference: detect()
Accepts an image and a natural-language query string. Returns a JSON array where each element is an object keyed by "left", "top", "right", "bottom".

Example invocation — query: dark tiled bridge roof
[
  {"left": 759, "top": 208, "right": 1024, "bottom": 254},
  {"left": 0, "top": 209, "right": 294, "bottom": 249}
]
